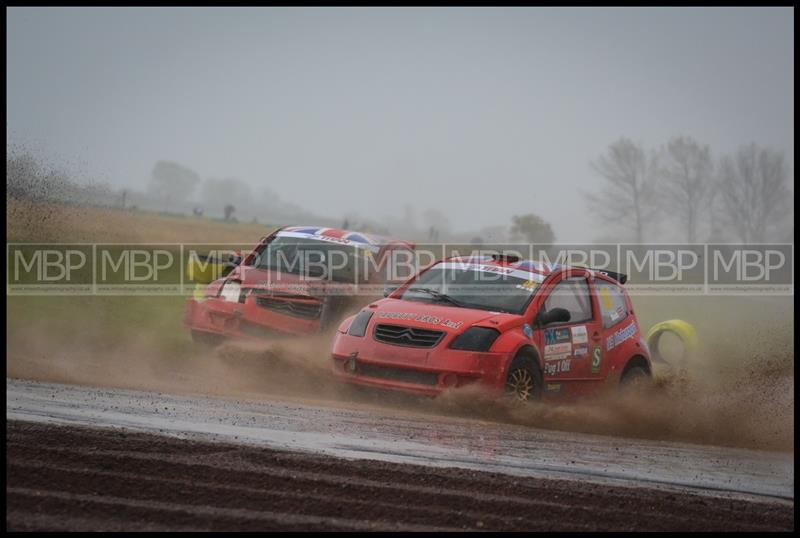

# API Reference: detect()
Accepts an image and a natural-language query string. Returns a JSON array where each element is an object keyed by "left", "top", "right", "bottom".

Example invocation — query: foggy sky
[{"left": 6, "top": 7, "right": 794, "bottom": 241}]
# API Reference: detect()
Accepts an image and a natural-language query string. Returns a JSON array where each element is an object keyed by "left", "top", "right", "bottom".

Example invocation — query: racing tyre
[
  {"left": 318, "top": 296, "right": 336, "bottom": 332},
  {"left": 191, "top": 330, "right": 225, "bottom": 348},
  {"left": 319, "top": 296, "right": 349, "bottom": 333},
  {"left": 504, "top": 354, "right": 543, "bottom": 402},
  {"left": 620, "top": 365, "right": 650, "bottom": 389}
]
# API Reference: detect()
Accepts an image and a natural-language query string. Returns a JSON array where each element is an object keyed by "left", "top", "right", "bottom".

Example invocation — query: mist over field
[{"left": 6, "top": 7, "right": 794, "bottom": 244}]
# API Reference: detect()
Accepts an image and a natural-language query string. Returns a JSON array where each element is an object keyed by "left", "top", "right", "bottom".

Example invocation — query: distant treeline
[
  {"left": 586, "top": 137, "right": 793, "bottom": 243},
  {"left": 7, "top": 141, "right": 794, "bottom": 245},
  {"left": 5, "top": 152, "right": 332, "bottom": 228}
]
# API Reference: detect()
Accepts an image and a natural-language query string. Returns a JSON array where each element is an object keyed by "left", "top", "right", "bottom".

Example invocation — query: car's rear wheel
[
  {"left": 620, "top": 365, "right": 650, "bottom": 388},
  {"left": 504, "top": 354, "right": 543, "bottom": 402}
]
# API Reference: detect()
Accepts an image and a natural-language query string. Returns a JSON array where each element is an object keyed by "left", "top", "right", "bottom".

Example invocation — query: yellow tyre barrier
[
  {"left": 186, "top": 252, "right": 239, "bottom": 284},
  {"left": 192, "top": 283, "right": 207, "bottom": 301},
  {"left": 646, "top": 319, "right": 697, "bottom": 366}
]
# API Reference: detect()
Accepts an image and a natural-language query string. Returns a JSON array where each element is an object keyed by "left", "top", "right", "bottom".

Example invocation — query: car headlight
[
  {"left": 449, "top": 327, "right": 501, "bottom": 352},
  {"left": 219, "top": 280, "right": 242, "bottom": 303},
  {"left": 347, "top": 310, "right": 374, "bottom": 337}
]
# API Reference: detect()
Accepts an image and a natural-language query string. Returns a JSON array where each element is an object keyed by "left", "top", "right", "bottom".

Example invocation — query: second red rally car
[{"left": 185, "top": 226, "right": 415, "bottom": 344}]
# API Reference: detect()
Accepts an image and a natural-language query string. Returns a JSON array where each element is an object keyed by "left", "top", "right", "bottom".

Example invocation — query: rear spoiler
[{"left": 592, "top": 269, "right": 628, "bottom": 285}]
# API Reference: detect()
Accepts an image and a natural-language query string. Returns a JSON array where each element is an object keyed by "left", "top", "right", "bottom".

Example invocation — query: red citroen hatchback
[{"left": 331, "top": 255, "right": 651, "bottom": 401}]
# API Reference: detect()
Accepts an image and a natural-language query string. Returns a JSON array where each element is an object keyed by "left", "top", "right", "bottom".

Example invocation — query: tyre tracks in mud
[
  {"left": 7, "top": 378, "right": 793, "bottom": 502},
  {"left": 6, "top": 421, "right": 794, "bottom": 531}
]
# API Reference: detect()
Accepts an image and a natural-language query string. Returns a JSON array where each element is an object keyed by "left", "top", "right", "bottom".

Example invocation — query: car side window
[
  {"left": 595, "top": 280, "right": 628, "bottom": 329},
  {"left": 543, "top": 277, "right": 593, "bottom": 324}
]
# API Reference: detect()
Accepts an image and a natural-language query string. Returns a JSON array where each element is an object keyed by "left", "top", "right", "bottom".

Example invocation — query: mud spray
[
  {"left": 6, "top": 169, "right": 794, "bottom": 453},
  {"left": 7, "top": 294, "right": 794, "bottom": 452}
]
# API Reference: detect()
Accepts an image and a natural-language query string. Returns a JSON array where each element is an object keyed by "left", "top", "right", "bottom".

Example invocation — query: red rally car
[
  {"left": 184, "top": 226, "right": 415, "bottom": 344},
  {"left": 331, "top": 254, "right": 652, "bottom": 401}
]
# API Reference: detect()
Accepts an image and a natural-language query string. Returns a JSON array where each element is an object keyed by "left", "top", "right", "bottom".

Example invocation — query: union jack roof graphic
[{"left": 278, "top": 226, "right": 394, "bottom": 250}]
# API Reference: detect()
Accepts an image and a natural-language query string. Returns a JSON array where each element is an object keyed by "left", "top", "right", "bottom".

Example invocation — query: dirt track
[
  {"left": 7, "top": 378, "right": 793, "bottom": 501},
  {"left": 6, "top": 420, "right": 794, "bottom": 531}
]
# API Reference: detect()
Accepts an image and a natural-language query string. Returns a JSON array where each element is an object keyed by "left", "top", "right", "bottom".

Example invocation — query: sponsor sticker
[
  {"left": 522, "top": 323, "right": 533, "bottom": 339},
  {"left": 570, "top": 325, "right": 588, "bottom": 344},
  {"left": 377, "top": 311, "right": 463, "bottom": 329},
  {"left": 606, "top": 321, "right": 637, "bottom": 351},
  {"left": 573, "top": 345, "right": 588, "bottom": 357},
  {"left": 600, "top": 287, "right": 613, "bottom": 310},
  {"left": 440, "top": 319, "right": 462, "bottom": 330},
  {"left": 592, "top": 347, "right": 602, "bottom": 374},
  {"left": 436, "top": 262, "right": 547, "bottom": 282},
  {"left": 545, "top": 328, "right": 571, "bottom": 345},
  {"left": 545, "top": 383, "right": 562, "bottom": 393},
  {"left": 544, "top": 358, "right": 572, "bottom": 376},
  {"left": 439, "top": 262, "right": 546, "bottom": 282},
  {"left": 515, "top": 279, "right": 540, "bottom": 294},
  {"left": 544, "top": 342, "right": 572, "bottom": 360}
]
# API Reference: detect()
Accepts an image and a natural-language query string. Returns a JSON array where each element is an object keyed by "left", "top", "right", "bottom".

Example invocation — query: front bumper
[
  {"left": 331, "top": 331, "right": 509, "bottom": 397},
  {"left": 184, "top": 295, "right": 322, "bottom": 340}
]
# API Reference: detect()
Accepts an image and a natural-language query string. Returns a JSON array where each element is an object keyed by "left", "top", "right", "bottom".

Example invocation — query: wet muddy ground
[
  {"left": 6, "top": 420, "right": 793, "bottom": 531},
  {"left": 6, "top": 378, "right": 793, "bottom": 501},
  {"left": 6, "top": 378, "right": 795, "bottom": 531}
]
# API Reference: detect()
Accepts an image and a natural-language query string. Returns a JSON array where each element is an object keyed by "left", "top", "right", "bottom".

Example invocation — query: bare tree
[
  {"left": 223, "top": 204, "right": 236, "bottom": 221},
  {"left": 718, "top": 144, "right": 791, "bottom": 243},
  {"left": 148, "top": 161, "right": 200, "bottom": 212},
  {"left": 509, "top": 213, "right": 555, "bottom": 245},
  {"left": 478, "top": 225, "right": 509, "bottom": 243},
  {"left": 201, "top": 177, "right": 253, "bottom": 219},
  {"left": 421, "top": 208, "right": 451, "bottom": 241},
  {"left": 587, "top": 138, "right": 659, "bottom": 243},
  {"left": 705, "top": 181, "right": 726, "bottom": 242},
  {"left": 657, "top": 136, "right": 714, "bottom": 243}
]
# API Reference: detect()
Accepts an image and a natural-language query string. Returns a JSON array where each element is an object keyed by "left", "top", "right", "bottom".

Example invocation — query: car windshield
[
  {"left": 252, "top": 235, "right": 375, "bottom": 283},
  {"left": 400, "top": 261, "right": 542, "bottom": 315}
]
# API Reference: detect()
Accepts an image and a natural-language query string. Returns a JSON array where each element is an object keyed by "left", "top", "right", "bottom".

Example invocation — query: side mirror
[
  {"left": 383, "top": 285, "right": 399, "bottom": 298},
  {"left": 536, "top": 307, "right": 571, "bottom": 327},
  {"left": 224, "top": 252, "right": 242, "bottom": 269}
]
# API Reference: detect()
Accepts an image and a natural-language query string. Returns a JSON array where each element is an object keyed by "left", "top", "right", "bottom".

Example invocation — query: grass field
[
  {"left": 6, "top": 198, "right": 275, "bottom": 243},
  {"left": 6, "top": 199, "right": 280, "bottom": 365},
  {"left": 6, "top": 198, "right": 794, "bottom": 381}
]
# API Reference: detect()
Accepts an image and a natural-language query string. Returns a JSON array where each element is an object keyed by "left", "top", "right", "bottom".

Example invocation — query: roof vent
[{"left": 491, "top": 253, "right": 521, "bottom": 263}]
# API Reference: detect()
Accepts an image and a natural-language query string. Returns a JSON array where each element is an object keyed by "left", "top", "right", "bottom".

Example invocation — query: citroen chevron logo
[{"left": 397, "top": 329, "right": 415, "bottom": 342}]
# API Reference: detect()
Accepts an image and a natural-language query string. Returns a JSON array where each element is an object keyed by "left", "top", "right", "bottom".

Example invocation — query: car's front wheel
[
  {"left": 504, "top": 354, "right": 543, "bottom": 402},
  {"left": 319, "top": 296, "right": 349, "bottom": 332},
  {"left": 190, "top": 330, "right": 225, "bottom": 348}
]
